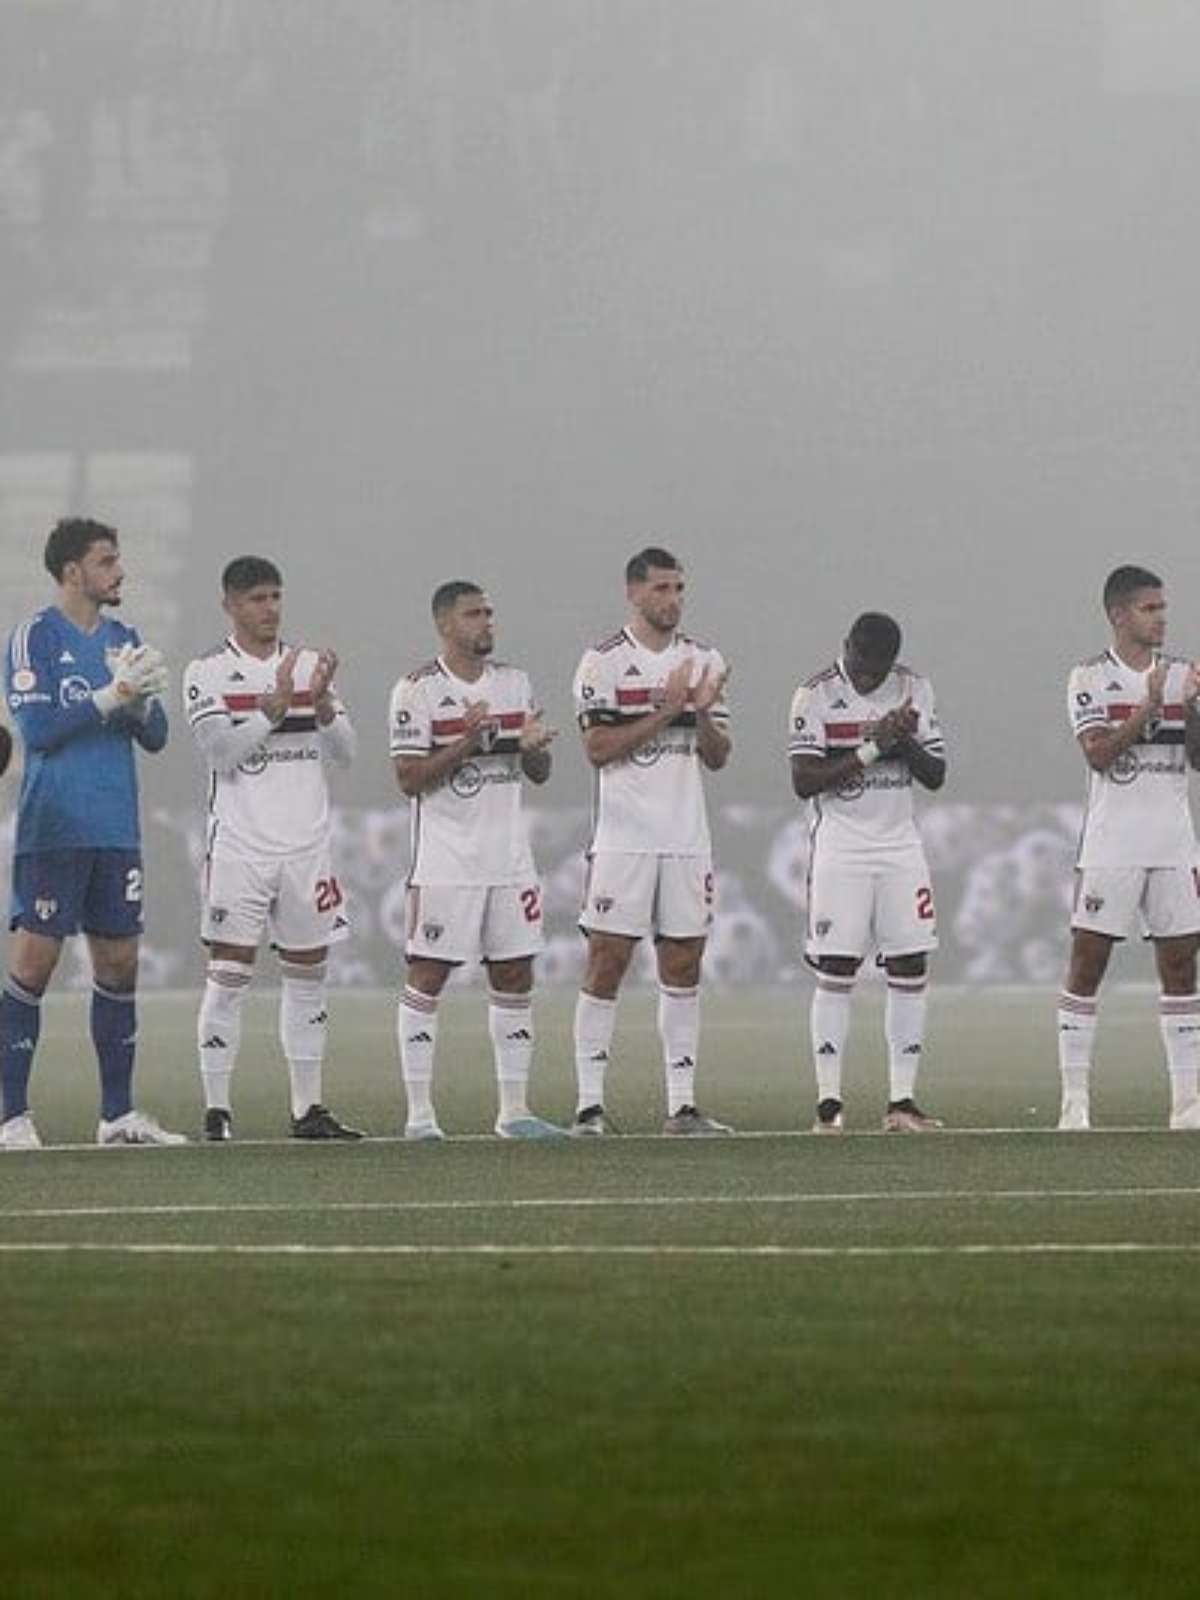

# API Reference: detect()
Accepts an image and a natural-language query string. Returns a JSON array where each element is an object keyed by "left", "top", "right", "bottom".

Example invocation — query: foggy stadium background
[{"left": 3, "top": 0, "right": 1199, "bottom": 990}]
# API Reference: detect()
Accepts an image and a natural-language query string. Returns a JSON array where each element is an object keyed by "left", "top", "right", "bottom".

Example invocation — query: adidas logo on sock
[
  {"left": 201, "top": 1034, "right": 228, "bottom": 1050},
  {"left": 409, "top": 1031, "right": 433, "bottom": 1044},
  {"left": 507, "top": 1029, "right": 533, "bottom": 1042}
]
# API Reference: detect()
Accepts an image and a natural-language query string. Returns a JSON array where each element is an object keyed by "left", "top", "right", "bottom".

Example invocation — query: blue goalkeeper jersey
[{"left": 5, "top": 607, "right": 168, "bottom": 854}]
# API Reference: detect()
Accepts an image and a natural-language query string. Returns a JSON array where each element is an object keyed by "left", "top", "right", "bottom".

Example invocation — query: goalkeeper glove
[{"left": 94, "top": 644, "right": 168, "bottom": 719}]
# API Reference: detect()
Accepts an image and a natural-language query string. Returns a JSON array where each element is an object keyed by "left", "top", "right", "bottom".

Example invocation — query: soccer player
[
  {"left": 0, "top": 517, "right": 184, "bottom": 1148},
  {"left": 183, "top": 557, "right": 363, "bottom": 1141},
  {"left": 389, "top": 580, "right": 563, "bottom": 1140},
  {"left": 789, "top": 612, "right": 947, "bottom": 1133},
  {"left": 571, "top": 546, "right": 732, "bottom": 1135},
  {"left": 1057, "top": 565, "right": 1200, "bottom": 1132}
]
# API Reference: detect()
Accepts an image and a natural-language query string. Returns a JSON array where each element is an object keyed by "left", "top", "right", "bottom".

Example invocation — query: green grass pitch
[{"left": 2, "top": 984, "right": 1199, "bottom": 1599}]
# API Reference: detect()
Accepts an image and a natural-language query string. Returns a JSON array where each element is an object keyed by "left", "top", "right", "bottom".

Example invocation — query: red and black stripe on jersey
[
  {"left": 429, "top": 708, "right": 525, "bottom": 754},
  {"left": 223, "top": 689, "right": 318, "bottom": 735}
]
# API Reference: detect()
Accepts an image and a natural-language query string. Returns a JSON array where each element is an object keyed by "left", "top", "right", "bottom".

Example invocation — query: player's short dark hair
[
  {"left": 222, "top": 556, "right": 282, "bottom": 594},
  {"left": 625, "top": 547, "right": 680, "bottom": 584},
  {"left": 1103, "top": 565, "right": 1162, "bottom": 613},
  {"left": 431, "top": 580, "right": 483, "bottom": 619},
  {"left": 848, "top": 612, "right": 902, "bottom": 662},
  {"left": 43, "top": 518, "right": 118, "bottom": 581}
]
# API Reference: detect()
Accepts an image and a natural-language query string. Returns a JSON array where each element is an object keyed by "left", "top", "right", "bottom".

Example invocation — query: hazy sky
[{"left": 4, "top": 0, "right": 1200, "bottom": 821}]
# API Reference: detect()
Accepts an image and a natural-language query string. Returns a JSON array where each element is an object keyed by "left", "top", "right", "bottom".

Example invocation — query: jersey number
[
  {"left": 520, "top": 887, "right": 542, "bottom": 925},
  {"left": 315, "top": 877, "right": 344, "bottom": 914},
  {"left": 915, "top": 887, "right": 935, "bottom": 922}
]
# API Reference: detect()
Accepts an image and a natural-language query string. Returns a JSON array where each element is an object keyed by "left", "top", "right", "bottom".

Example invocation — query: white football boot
[
  {"left": 0, "top": 1113, "right": 43, "bottom": 1151},
  {"left": 97, "top": 1109, "right": 187, "bottom": 1146}
]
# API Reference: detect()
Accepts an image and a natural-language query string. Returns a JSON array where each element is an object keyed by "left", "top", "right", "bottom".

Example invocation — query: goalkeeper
[{"left": 0, "top": 518, "right": 185, "bottom": 1148}]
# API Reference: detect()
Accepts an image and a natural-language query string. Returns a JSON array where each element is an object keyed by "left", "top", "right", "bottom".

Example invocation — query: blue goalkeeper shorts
[{"left": 10, "top": 849, "right": 144, "bottom": 940}]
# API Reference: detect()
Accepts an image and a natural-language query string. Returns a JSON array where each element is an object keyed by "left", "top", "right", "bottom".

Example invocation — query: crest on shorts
[
  {"left": 593, "top": 896, "right": 614, "bottom": 914},
  {"left": 1084, "top": 895, "right": 1104, "bottom": 915},
  {"left": 814, "top": 918, "right": 832, "bottom": 937},
  {"left": 422, "top": 921, "right": 444, "bottom": 942},
  {"left": 34, "top": 898, "right": 58, "bottom": 922},
  {"left": 210, "top": 907, "right": 228, "bottom": 924}
]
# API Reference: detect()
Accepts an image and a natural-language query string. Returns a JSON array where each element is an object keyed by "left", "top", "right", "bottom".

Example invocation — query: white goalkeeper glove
[{"left": 94, "top": 644, "right": 168, "bottom": 719}]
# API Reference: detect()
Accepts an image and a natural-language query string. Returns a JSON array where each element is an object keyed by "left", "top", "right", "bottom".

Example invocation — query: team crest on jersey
[{"left": 34, "top": 898, "right": 58, "bottom": 922}]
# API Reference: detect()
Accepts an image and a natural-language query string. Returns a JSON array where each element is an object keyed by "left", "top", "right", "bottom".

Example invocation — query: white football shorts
[
  {"left": 405, "top": 881, "right": 545, "bottom": 964},
  {"left": 806, "top": 847, "right": 938, "bottom": 960},
  {"left": 1072, "top": 865, "right": 1200, "bottom": 940},
  {"left": 579, "top": 852, "right": 714, "bottom": 941},
  {"left": 203, "top": 841, "right": 350, "bottom": 952}
]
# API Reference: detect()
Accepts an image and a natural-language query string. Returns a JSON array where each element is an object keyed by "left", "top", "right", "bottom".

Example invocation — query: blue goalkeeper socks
[
  {"left": 1, "top": 976, "right": 42, "bottom": 1120},
  {"left": 92, "top": 983, "right": 136, "bottom": 1121}
]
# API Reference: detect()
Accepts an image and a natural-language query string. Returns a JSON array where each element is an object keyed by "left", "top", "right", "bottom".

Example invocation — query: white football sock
[
  {"left": 198, "top": 960, "right": 252, "bottom": 1112},
  {"left": 810, "top": 973, "right": 854, "bottom": 1102},
  {"left": 398, "top": 985, "right": 439, "bottom": 1128},
  {"left": 885, "top": 975, "right": 928, "bottom": 1103},
  {"left": 574, "top": 991, "right": 617, "bottom": 1113},
  {"left": 658, "top": 983, "right": 700, "bottom": 1115},
  {"left": 490, "top": 990, "right": 533, "bottom": 1122},
  {"left": 1160, "top": 993, "right": 1200, "bottom": 1114},
  {"left": 1057, "top": 991, "right": 1097, "bottom": 1099},
  {"left": 279, "top": 960, "right": 328, "bottom": 1119}
]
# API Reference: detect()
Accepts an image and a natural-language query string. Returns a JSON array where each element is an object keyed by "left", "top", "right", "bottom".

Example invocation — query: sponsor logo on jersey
[
  {"left": 631, "top": 742, "right": 663, "bottom": 767},
  {"left": 451, "top": 762, "right": 483, "bottom": 798},
  {"left": 438, "top": 695, "right": 457, "bottom": 709},
  {"left": 1106, "top": 681, "right": 1122, "bottom": 692},
  {"left": 623, "top": 664, "right": 642, "bottom": 676},
  {"left": 59, "top": 675, "right": 92, "bottom": 707},
  {"left": 1076, "top": 691, "right": 1093, "bottom": 707}
]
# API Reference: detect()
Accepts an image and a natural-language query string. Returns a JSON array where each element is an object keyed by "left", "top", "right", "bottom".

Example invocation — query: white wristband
[{"left": 857, "top": 740, "right": 881, "bottom": 768}]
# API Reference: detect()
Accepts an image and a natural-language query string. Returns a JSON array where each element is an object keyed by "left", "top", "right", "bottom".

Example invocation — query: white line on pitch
[
  {"left": 0, "top": 1241, "right": 1196, "bottom": 1258},
  {"left": 4, "top": 1187, "right": 1200, "bottom": 1219}
]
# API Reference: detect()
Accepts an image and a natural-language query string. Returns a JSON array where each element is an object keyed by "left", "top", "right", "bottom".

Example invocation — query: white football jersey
[
  {"left": 388, "top": 657, "right": 537, "bottom": 887},
  {"left": 1069, "top": 649, "right": 1196, "bottom": 868},
  {"left": 573, "top": 628, "right": 729, "bottom": 856},
  {"left": 787, "top": 659, "right": 944, "bottom": 855},
  {"left": 184, "top": 639, "right": 351, "bottom": 858}
]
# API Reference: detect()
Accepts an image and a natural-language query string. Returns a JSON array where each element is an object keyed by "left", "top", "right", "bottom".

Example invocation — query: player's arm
[
  {"left": 886, "top": 695, "right": 946, "bottom": 792},
  {"left": 392, "top": 695, "right": 492, "bottom": 798},
  {"left": 309, "top": 648, "right": 355, "bottom": 767},
  {"left": 6, "top": 620, "right": 106, "bottom": 753},
  {"left": 184, "top": 659, "right": 279, "bottom": 775},
  {"left": 0, "top": 722, "right": 11, "bottom": 778},
  {"left": 1073, "top": 664, "right": 1164, "bottom": 774},
  {"left": 791, "top": 750, "right": 868, "bottom": 800},
  {"left": 788, "top": 682, "right": 862, "bottom": 799},
  {"left": 518, "top": 695, "right": 555, "bottom": 787},
  {"left": 580, "top": 657, "right": 693, "bottom": 769},
  {"left": 1183, "top": 664, "right": 1200, "bottom": 771},
  {"left": 694, "top": 662, "right": 731, "bottom": 772},
  {"left": 124, "top": 697, "right": 168, "bottom": 754}
]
